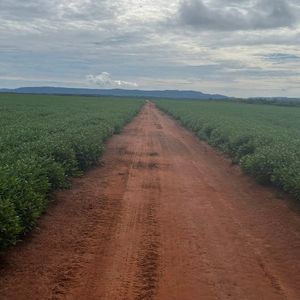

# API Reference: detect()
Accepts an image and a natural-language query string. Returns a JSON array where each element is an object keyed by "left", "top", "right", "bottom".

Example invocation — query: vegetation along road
[{"left": 0, "top": 101, "right": 300, "bottom": 299}]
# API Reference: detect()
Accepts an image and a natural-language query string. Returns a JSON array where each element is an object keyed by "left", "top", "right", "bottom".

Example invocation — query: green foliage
[
  {"left": 0, "top": 199, "right": 22, "bottom": 250},
  {"left": 156, "top": 99, "right": 300, "bottom": 201},
  {"left": 0, "top": 94, "right": 143, "bottom": 250},
  {"left": 233, "top": 98, "right": 300, "bottom": 107}
]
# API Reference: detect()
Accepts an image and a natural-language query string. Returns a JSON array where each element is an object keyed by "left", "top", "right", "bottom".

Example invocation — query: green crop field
[
  {"left": 156, "top": 99, "right": 300, "bottom": 201},
  {"left": 0, "top": 93, "right": 143, "bottom": 250}
]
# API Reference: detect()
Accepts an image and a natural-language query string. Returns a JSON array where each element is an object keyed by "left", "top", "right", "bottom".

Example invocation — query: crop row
[
  {"left": 156, "top": 100, "right": 300, "bottom": 201},
  {"left": 0, "top": 94, "right": 143, "bottom": 250}
]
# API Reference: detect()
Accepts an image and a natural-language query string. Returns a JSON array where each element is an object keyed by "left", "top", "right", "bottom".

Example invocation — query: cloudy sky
[{"left": 1, "top": 0, "right": 300, "bottom": 97}]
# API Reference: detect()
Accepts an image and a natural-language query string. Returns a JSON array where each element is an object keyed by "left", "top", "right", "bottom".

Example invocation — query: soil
[{"left": 1, "top": 103, "right": 300, "bottom": 300}]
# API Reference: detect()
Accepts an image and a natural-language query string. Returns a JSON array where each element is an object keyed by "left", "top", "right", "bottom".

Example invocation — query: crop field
[
  {"left": 1, "top": 100, "right": 300, "bottom": 299},
  {"left": 0, "top": 93, "right": 143, "bottom": 250},
  {"left": 156, "top": 99, "right": 300, "bottom": 201}
]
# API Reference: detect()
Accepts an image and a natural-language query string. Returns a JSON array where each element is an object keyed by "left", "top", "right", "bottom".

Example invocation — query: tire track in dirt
[
  {"left": 1, "top": 103, "right": 300, "bottom": 300},
  {"left": 134, "top": 172, "right": 160, "bottom": 299}
]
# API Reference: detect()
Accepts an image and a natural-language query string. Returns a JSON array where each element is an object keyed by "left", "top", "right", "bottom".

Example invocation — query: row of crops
[
  {"left": 0, "top": 94, "right": 144, "bottom": 250},
  {"left": 156, "top": 99, "right": 300, "bottom": 201}
]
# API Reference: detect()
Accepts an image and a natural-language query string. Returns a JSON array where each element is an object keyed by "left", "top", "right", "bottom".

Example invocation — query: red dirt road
[{"left": 1, "top": 103, "right": 300, "bottom": 300}]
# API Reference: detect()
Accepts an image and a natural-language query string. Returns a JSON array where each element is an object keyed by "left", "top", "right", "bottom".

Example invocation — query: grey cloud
[
  {"left": 1, "top": 0, "right": 300, "bottom": 97},
  {"left": 228, "top": 68, "right": 300, "bottom": 78},
  {"left": 0, "top": 0, "right": 117, "bottom": 21},
  {"left": 0, "top": 0, "right": 56, "bottom": 20},
  {"left": 57, "top": 1, "right": 118, "bottom": 21},
  {"left": 262, "top": 53, "right": 300, "bottom": 63},
  {"left": 178, "top": 0, "right": 297, "bottom": 31}
]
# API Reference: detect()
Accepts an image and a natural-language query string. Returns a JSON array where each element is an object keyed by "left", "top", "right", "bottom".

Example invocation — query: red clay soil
[{"left": 1, "top": 103, "right": 300, "bottom": 300}]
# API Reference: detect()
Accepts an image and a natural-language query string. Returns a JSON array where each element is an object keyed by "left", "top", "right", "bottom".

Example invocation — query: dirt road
[{"left": 1, "top": 103, "right": 300, "bottom": 300}]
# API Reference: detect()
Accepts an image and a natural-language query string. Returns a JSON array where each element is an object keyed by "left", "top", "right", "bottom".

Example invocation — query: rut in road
[{"left": 1, "top": 103, "right": 300, "bottom": 300}]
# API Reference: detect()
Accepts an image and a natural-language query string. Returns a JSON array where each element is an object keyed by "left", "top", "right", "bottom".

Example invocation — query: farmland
[
  {"left": 156, "top": 99, "right": 300, "bottom": 201},
  {"left": 1, "top": 101, "right": 300, "bottom": 299},
  {"left": 0, "top": 93, "right": 143, "bottom": 250}
]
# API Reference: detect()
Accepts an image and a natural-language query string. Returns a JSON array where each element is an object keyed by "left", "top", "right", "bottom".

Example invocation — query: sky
[{"left": 1, "top": 0, "right": 300, "bottom": 97}]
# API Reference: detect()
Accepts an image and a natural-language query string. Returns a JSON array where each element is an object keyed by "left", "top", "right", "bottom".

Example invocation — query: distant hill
[{"left": 0, "top": 86, "right": 228, "bottom": 100}]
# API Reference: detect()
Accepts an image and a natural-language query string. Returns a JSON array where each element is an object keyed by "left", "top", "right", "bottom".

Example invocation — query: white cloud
[{"left": 86, "top": 72, "right": 138, "bottom": 88}]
